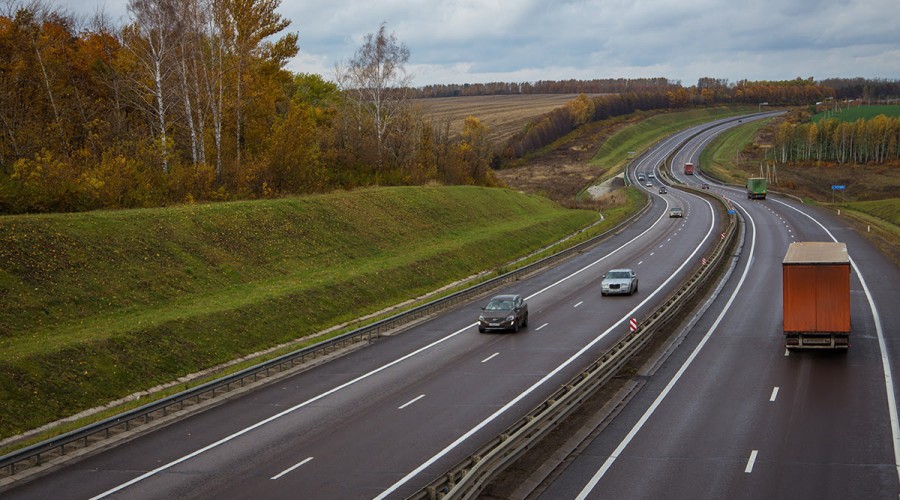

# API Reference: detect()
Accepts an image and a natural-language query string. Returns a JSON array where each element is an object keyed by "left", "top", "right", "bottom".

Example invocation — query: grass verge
[
  {"left": 699, "top": 118, "right": 773, "bottom": 184},
  {"left": 0, "top": 186, "right": 602, "bottom": 440}
]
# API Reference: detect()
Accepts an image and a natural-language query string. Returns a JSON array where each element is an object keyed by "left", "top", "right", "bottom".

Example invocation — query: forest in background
[{"left": 1, "top": 0, "right": 896, "bottom": 214}]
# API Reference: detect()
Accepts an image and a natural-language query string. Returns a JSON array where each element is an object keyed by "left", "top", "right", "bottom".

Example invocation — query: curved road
[
  {"left": 539, "top": 122, "right": 900, "bottom": 499},
  {"left": 4, "top": 119, "right": 764, "bottom": 499}
]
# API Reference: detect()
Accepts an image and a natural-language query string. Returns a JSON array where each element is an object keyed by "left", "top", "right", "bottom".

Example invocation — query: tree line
[
  {"left": 0, "top": 4, "right": 497, "bottom": 214},
  {"left": 772, "top": 114, "right": 900, "bottom": 165},
  {"left": 1, "top": 0, "right": 894, "bottom": 214},
  {"left": 417, "top": 78, "right": 677, "bottom": 98},
  {"left": 819, "top": 78, "right": 900, "bottom": 102},
  {"left": 497, "top": 79, "right": 843, "bottom": 162}
]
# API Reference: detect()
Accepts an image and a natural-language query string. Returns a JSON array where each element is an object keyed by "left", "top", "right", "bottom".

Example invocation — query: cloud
[{"left": 62, "top": 0, "right": 900, "bottom": 87}]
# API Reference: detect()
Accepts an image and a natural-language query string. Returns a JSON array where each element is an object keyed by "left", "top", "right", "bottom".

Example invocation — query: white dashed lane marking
[{"left": 481, "top": 353, "right": 500, "bottom": 363}]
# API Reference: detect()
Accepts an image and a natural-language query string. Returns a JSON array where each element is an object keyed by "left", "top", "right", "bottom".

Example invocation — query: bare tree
[
  {"left": 342, "top": 22, "right": 413, "bottom": 172},
  {"left": 125, "top": 0, "right": 180, "bottom": 173},
  {"left": 175, "top": 0, "right": 206, "bottom": 167},
  {"left": 199, "top": 0, "right": 227, "bottom": 180}
]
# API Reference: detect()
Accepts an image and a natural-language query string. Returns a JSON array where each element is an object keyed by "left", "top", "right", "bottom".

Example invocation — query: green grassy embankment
[
  {"left": 841, "top": 198, "right": 900, "bottom": 226},
  {"left": 0, "top": 186, "right": 601, "bottom": 440},
  {"left": 837, "top": 199, "right": 900, "bottom": 265},
  {"left": 698, "top": 118, "right": 772, "bottom": 184}
]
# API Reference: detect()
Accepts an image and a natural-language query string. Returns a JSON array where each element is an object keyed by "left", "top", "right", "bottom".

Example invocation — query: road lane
[
  {"left": 543, "top": 160, "right": 898, "bottom": 498},
  {"left": 6, "top": 142, "right": 726, "bottom": 500}
]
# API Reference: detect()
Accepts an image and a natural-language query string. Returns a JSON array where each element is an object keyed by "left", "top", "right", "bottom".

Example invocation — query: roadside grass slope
[
  {"left": 0, "top": 186, "right": 599, "bottom": 439},
  {"left": 699, "top": 118, "right": 773, "bottom": 184},
  {"left": 841, "top": 198, "right": 900, "bottom": 226}
]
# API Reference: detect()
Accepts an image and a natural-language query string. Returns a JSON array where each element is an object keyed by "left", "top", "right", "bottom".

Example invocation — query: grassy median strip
[
  {"left": 699, "top": 118, "right": 772, "bottom": 184},
  {"left": 590, "top": 106, "right": 756, "bottom": 175},
  {"left": 0, "top": 186, "right": 603, "bottom": 439}
]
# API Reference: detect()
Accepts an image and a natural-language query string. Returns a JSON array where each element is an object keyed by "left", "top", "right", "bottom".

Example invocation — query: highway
[
  {"left": 5, "top": 118, "right": 746, "bottom": 499},
  {"left": 10, "top": 110, "right": 895, "bottom": 500},
  {"left": 537, "top": 121, "right": 900, "bottom": 499}
]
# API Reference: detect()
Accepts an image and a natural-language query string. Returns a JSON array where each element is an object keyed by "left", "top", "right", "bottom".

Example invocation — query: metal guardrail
[
  {"left": 410, "top": 187, "right": 739, "bottom": 500},
  {"left": 0, "top": 195, "right": 653, "bottom": 483}
]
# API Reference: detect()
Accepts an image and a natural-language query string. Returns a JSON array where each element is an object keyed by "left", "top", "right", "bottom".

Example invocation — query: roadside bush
[{"left": 10, "top": 150, "right": 88, "bottom": 212}]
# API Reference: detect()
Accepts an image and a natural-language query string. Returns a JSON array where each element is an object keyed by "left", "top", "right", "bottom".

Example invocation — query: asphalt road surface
[
  {"left": 16, "top": 111, "right": 891, "bottom": 500},
  {"left": 539, "top": 122, "right": 900, "bottom": 499}
]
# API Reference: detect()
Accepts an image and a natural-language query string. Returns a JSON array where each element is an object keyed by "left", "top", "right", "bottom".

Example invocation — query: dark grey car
[{"left": 479, "top": 294, "right": 528, "bottom": 333}]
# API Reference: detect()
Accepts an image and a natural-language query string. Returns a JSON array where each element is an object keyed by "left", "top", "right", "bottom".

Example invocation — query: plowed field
[{"left": 417, "top": 94, "right": 605, "bottom": 144}]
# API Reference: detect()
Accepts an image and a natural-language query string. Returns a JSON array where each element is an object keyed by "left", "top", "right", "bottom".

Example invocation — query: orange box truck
[{"left": 782, "top": 242, "right": 851, "bottom": 349}]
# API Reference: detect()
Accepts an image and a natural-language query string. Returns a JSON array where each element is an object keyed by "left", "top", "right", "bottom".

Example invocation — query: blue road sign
[
  {"left": 832, "top": 185, "right": 846, "bottom": 190},
  {"left": 727, "top": 209, "right": 736, "bottom": 214}
]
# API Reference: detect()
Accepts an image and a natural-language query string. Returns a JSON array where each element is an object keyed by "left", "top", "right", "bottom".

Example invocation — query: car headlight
[
  {"left": 479, "top": 314, "right": 485, "bottom": 322},
  {"left": 506, "top": 314, "right": 515, "bottom": 322}
]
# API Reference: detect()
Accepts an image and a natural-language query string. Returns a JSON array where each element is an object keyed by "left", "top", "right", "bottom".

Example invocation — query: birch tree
[
  {"left": 343, "top": 22, "right": 412, "bottom": 173},
  {"left": 125, "top": 0, "right": 180, "bottom": 173}
]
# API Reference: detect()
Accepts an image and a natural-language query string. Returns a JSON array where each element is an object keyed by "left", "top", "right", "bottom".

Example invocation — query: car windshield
[
  {"left": 486, "top": 299, "right": 514, "bottom": 310},
  {"left": 607, "top": 271, "right": 631, "bottom": 279}
]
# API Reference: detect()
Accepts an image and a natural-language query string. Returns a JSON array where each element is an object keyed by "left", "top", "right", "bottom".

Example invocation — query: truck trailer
[
  {"left": 684, "top": 162, "right": 694, "bottom": 175},
  {"left": 782, "top": 242, "right": 851, "bottom": 350},
  {"left": 747, "top": 177, "right": 767, "bottom": 199}
]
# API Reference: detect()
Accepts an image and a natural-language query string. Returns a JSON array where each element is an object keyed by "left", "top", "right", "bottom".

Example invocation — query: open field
[
  {"left": 417, "top": 94, "right": 604, "bottom": 144},
  {"left": 812, "top": 104, "right": 900, "bottom": 122}
]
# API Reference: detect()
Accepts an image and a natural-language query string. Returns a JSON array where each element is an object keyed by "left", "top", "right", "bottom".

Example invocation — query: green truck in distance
[{"left": 747, "top": 177, "right": 767, "bottom": 199}]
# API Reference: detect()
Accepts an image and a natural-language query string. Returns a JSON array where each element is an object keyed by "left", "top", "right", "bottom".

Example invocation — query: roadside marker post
[{"left": 629, "top": 317, "right": 638, "bottom": 332}]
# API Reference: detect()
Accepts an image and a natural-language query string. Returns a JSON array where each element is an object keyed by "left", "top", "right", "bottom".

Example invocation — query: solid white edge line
[
  {"left": 770, "top": 387, "right": 779, "bottom": 402},
  {"left": 376, "top": 198, "right": 718, "bottom": 500},
  {"left": 574, "top": 199, "right": 757, "bottom": 500},
  {"left": 89, "top": 322, "right": 479, "bottom": 499},
  {"left": 92, "top": 174, "right": 699, "bottom": 499},
  {"left": 92, "top": 188, "right": 676, "bottom": 499},
  {"left": 399, "top": 395, "right": 426, "bottom": 410},
  {"left": 745, "top": 450, "right": 758, "bottom": 473},
  {"left": 271, "top": 457, "right": 314, "bottom": 480},
  {"left": 772, "top": 198, "right": 900, "bottom": 486}
]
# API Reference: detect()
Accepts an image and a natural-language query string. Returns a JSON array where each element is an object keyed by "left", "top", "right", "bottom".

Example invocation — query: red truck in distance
[{"left": 684, "top": 162, "right": 694, "bottom": 175}]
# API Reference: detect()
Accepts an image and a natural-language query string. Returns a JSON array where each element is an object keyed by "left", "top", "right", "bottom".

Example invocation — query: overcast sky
[{"left": 64, "top": 0, "right": 899, "bottom": 87}]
